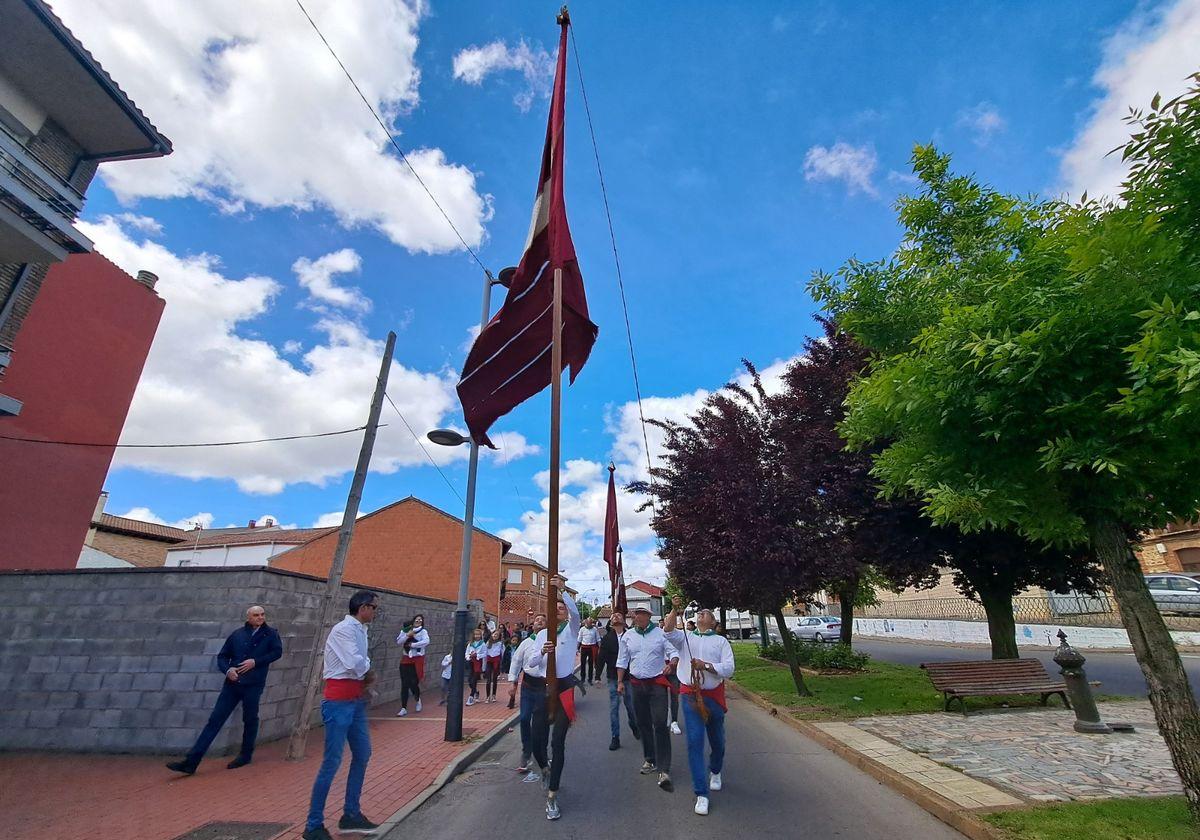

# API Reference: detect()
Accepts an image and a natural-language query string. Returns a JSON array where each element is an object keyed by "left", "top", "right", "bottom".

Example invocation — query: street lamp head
[
  {"left": 495, "top": 266, "right": 518, "bottom": 288},
  {"left": 427, "top": 428, "right": 470, "bottom": 447}
]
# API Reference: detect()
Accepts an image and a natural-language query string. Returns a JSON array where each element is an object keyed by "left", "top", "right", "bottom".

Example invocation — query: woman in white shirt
[
  {"left": 395, "top": 614, "right": 430, "bottom": 717},
  {"left": 482, "top": 629, "right": 505, "bottom": 703}
]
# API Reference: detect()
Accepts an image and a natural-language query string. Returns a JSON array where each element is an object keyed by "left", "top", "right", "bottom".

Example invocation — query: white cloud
[
  {"left": 115, "top": 214, "right": 164, "bottom": 237},
  {"left": 803, "top": 142, "right": 879, "bottom": 197},
  {"left": 292, "top": 249, "right": 370, "bottom": 312},
  {"left": 83, "top": 215, "right": 536, "bottom": 494},
  {"left": 460, "top": 323, "right": 482, "bottom": 354},
  {"left": 452, "top": 39, "right": 553, "bottom": 112},
  {"left": 957, "top": 102, "right": 1006, "bottom": 145},
  {"left": 282, "top": 340, "right": 303, "bottom": 355},
  {"left": 312, "top": 511, "right": 345, "bottom": 528},
  {"left": 118, "top": 507, "right": 213, "bottom": 530},
  {"left": 1057, "top": 0, "right": 1200, "bottom": 200},
  {"left": 51, "top": 0, "right": 490, "bottom": 253},
  {"left": 499, "top": 357, "right": 800, "bottom": 602}
]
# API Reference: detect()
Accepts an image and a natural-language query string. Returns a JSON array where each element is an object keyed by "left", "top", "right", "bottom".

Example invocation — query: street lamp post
[{"left": 430, "top": 268, "right": 511, "bottom": 742}]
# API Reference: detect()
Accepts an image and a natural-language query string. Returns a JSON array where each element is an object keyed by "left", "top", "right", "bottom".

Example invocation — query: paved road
[
  {"left": 853, "top": 637, "right": 1200, "bottom": 698},
  {"left": 387, "top": 682, "right": 964, "bottom": 839}
]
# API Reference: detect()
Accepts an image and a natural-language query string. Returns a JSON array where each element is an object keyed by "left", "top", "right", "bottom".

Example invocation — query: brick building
[
  {"left": 1136, "top": 520, "right": 1200, "bottom": 574},
  {"left": 0, "top": 0, "right": 171, "bottom": 417},
  {"left": 498, "top": 553, "right": 579, "bottom": 625},
  {"left": 84, "top": 512, "right": 188, "bottom": 568},
  {"left": 271, "top": 496, "right": 511, "bottom": 616}
]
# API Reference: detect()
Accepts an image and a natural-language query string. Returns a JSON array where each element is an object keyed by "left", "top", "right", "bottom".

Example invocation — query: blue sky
[{"left": 50, "top": 0, "right": 1199, "bottom": 604}]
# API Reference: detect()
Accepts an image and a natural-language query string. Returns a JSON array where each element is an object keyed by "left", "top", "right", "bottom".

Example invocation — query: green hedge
[{"left": 759, "top": 634, "right": 870, "bottom": 671}]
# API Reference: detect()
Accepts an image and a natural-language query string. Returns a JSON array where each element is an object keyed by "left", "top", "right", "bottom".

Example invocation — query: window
[
  {"left": 1146, "top": 577, "right": 1166, "bottom": 589},
  {"left": 1169, "top": 578, "right": 1200, "bottom": 592},
  {"left": 507, "top": 569, "right": 523, "bottom": 585}
]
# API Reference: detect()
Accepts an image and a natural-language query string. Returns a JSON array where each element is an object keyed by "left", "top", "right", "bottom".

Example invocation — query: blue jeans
[
  {"left": 607, "top": 678, "right": 636, "bottom": 740},
  {"left": 306, "top": 699, "right": 371, "bottom": 830},
  {"left": 518, "top": 683, "right": 545, "bottom": 761},
  {"left": 682, "top": 695, "right": 726, "bottom": 796},
  {"left": 186, "top": 681, "right": 263, "bottom": 765}
]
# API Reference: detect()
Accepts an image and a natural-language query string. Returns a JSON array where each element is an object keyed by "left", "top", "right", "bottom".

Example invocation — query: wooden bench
[{"left": 921, "top": 659, "right": 1071, "bottom": 715}]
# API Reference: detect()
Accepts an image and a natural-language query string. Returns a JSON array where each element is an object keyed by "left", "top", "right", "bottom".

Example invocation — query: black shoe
[
  {"left": 609, "top": 738, "right": 620, "bottom": 751},
  {"left": 226, "top": 755, "right": 251, "bottom": 769},
  {"left": 338, "top": 812, "right": 379, "bottom": 834},
  {"left": 302, "top": 828, "right": 334, "bottom": 840},
  {"left": 165, "top": 760, "right": 196, "bottom": 775},
  {"left": 579, "top": 681, "right": 587, "bottom": 696}
]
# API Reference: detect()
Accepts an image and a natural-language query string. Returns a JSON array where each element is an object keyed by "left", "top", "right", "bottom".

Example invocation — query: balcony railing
[{"left": 0, "top": 123, "right": 91, "bottom": 260}]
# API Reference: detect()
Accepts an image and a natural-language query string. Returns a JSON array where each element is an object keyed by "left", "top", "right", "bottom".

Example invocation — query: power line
[
  {"left": 0, "top": 425, "right": 375, "bottom": 449},
  {"left": 568, "top": 25, "right": 657, "bottom": 492},
  {"left": 383, "top": 392, "right": 465, "bottom": 506},
  {"left": 292, "top": 0, "right": 493, "bottom": 280}
]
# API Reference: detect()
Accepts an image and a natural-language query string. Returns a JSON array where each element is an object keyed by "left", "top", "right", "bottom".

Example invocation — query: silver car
[
  {"left": 794, "top": 616, "right": 842, "bottom": 643},
  {"left": 1144, "top": 574, "right": 1200, "bottom": 616}
]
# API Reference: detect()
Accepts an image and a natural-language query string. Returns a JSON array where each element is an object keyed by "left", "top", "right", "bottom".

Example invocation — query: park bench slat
[{"left": 920, "top": 659, "right": 1071, "bottom": 715}]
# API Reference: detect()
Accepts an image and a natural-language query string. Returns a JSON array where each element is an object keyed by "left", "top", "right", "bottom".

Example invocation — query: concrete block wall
[{"left": 0, "top": 566, "right": 480, "bottom": 755}]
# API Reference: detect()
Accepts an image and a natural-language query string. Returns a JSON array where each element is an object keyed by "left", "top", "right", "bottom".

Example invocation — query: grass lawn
[
  {"left": 729, "top": 642, "right": 1128, "bottom": 720},
  {"left": 982, "top": 797, "right": 1194, "bottom": 840}
]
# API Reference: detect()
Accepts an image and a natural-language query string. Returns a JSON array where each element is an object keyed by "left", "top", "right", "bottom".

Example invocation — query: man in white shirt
[
  {"left": 508, "top": 612, "right": 547, "bottom": 773},
  {"left": 617, "top": 604, "right": 679, "bottom": 793},
  {"left": 303, "top": 590, "right": 381, "bottom": 840},
  {"left": 664, "top": 596, "right": 736, "bottom": 817},
  {"left": 577, "top": 616, "right": 600, "bottom": 685},
  {"left": 525, "top": 576, "right": 580, "bottom": 820}
]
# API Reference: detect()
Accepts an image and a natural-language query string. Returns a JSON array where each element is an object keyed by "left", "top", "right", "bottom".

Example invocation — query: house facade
[
  {"left": 499, "top": 553, "right": 579, "bottom": 625},
  {"left": 626, "top": 579, "right": 664, "bottom": 621}
]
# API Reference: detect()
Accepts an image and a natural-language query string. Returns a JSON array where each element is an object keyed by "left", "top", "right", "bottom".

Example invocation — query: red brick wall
[
  {"left": 0, "top": 253, "right": 164, "bottom": 570},
  {"left": 271, "top": 499, "right": 503, "bottom": 614}
]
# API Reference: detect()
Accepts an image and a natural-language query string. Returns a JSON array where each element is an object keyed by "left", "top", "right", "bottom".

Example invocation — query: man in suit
[{"left": 167, "top": 605, "right": 284, "bottom": 774}]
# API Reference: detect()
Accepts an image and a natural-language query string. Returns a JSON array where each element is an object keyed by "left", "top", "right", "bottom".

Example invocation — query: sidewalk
[{"left": 0, "top": 696, "right": 516, "bottom": 840}]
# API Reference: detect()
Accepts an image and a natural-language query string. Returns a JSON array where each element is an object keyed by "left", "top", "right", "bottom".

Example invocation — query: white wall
[
  {"left": 853, "top": 616, "right": 1200, "bottom": 649},
  {"left": 164, "top": 543, "right": 289, "bottom": 568}
]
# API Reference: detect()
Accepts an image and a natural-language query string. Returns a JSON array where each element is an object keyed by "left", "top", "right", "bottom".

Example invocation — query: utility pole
[{"left": 286, "top": 331, "right": 396, "bottom": 760}]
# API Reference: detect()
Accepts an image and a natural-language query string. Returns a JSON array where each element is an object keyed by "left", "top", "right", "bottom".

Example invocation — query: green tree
[{"left": 811, "top": 77, "right": 1200, "bottom": 819}]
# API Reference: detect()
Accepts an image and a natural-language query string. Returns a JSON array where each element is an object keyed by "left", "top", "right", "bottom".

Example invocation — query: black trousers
[
  {"left": 531, "top": 676, "right": 575, "bottom": 793},
  {"left": 485, "top": 667, "right": 500, "bottom": 697},
  {"left": 631, "top": 681, "right": 671, "bottom": 773},
  {"left": 186, "top": 682, "right": 263, "bottom": 765},
  {"left": 468, "top": 666, "right": 481, "bottom": 698},
  {"left": 578, "top": 646, "right": 597, "bottom": 682},
  {"left": 667, "top": 671, "right": 681, "bottom": 721},
  {"left": 399, "top": 663, "right": 421, "bottom": 709}
]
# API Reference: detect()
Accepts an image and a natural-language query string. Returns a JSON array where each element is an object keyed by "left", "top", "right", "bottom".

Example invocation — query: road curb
[
  {"left": 726, "top": 681, "right": 1009, "bottom": 840},
  {"left": 376, "top": 709, "right": 520, "bottom": 834}
]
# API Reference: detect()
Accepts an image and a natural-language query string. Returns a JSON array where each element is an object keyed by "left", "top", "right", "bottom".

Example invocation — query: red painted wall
[{"left": 0, "top": 252, "right": 164, "bottom": 569}]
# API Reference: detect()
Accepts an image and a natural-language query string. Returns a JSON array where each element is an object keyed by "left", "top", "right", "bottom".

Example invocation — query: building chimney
[
  {"left": 248, "top": 519, "right": 256, "bottom": 528},
  {"left": 135, "top": 270, "right": 158, "bottom": 290}
]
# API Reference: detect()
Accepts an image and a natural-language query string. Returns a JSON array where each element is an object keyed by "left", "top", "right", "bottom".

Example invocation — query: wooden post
[
  {"left": 286, "top": 331, "right": 396, "bottom": 760},
  {"left": 546, "top": 267, "right": 564, "bottom": 718}
]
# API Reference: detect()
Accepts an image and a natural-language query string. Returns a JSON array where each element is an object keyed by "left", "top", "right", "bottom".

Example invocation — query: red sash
[
  {"left": 471, "top": 657, "right": 483, "bottom": 674},
  {"left": 680, "top": 681, "right": 727, "bottom": 712},
  {"left": 629, "top": 674, "right": 671, "bottom": 689},
  {"left": 401, "top": 654, "right": 425, "bottom": 682},
  {"left": 323, "top": 678, "right": 364, "bottom": 701},
  {"left": 558, "top": 685, "right": 577, "bottom": 722}
]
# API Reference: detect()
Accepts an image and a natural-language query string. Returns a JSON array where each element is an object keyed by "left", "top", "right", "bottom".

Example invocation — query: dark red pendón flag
[
  {"left": 603, "top": 463, "right": 620, "bottom": 600},
  {"left": 456, "top": 19, "right": 598, "bottom": 446}
]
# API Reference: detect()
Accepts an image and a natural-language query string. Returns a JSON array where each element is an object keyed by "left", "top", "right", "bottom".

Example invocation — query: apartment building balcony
[{"left": 0, "top": 122, "right": 90, "bottom": 263}]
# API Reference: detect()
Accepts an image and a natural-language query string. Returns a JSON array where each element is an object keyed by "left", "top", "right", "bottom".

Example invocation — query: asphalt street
[
  {"left": 852, "top": 636, "right": 1200, "bottom": 698},
  {"left": 386, "top": 680, "right": 964, "bottom": 839}
]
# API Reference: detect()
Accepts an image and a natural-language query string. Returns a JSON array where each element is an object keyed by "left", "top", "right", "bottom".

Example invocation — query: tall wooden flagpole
[{"left": 546, "top": 265, "right": 564, "bottom": 718}]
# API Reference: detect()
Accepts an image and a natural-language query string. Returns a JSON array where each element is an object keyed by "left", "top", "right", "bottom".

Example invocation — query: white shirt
[
  {"left": 578, "top": 625, "right": 600, "bottom": 645},
  {"left": 616, "top": 625, "right": 678, "bottom": 679},
  {"left": 664, "top": 629, "right": 735, "bottom": 690},
  {"left": 528, "top": 591, "right": 581, "bottom": 680},
  {"left": 397, "top": 626, "right": 430, "bottom": 658},
  {"left": 440, "top": 653, "right": 453, "bottom": 680},
  {"left": 323, "top": 614, "right": 370, "bottom": 680},
  {"left": 509, "top": 635, "right": 546, "bottom": 681}
]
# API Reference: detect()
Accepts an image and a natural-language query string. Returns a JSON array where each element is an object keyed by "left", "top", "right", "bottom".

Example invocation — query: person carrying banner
[
  {"left": 508, "top": 612, "right": 548, "bottom": 773},
  {"left": 664, "top": 596, "right": 735, "bottom": 816},
  {"left": 526, "top": 576, "right": 580, "bottom": 820},
  {"left": 617, "top": 604, "right": 679, "bottom": 793}
]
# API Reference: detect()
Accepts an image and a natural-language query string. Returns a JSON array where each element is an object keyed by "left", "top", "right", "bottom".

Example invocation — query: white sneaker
[
  {"left": 670, "top": 721, "right": 682, "bottom": 735},
  {"left": 709, "top": 772, "right": 723, "bottom": 791},
  {"left": 415, "top": 700, "right": 422, "bottom": 712},
  {"left": 694, "top": 796, "right": 709, "bottom": 816},
  {"left": 466, "top": 696, "right": 475, "bottom": 706},
  {"left": 396, "top": 708, "right": 407, "bottom": 717}
]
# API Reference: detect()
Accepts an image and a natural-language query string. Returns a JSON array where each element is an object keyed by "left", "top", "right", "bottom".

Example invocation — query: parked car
[
  {"left": 1144, "top": 574, "right": 1200, "bottom": 616},
  {"left": 793, "top": 616, "right": 842, "bottom": 643}
]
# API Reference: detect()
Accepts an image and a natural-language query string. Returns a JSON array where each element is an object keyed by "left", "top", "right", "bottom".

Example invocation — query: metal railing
[
  {"left": 858, "top": 595, "right": 1200, "bottom": 631},
  {"left": 0, "top": 123, "right": 90, "bottom": 256}
]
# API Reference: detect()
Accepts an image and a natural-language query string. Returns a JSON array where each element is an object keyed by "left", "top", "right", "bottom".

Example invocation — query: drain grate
[{"left": 170, "top": 822, "right": 290, "bottom": 840}]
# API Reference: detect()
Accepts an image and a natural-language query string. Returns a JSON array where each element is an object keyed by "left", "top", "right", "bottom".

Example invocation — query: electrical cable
[
  {"left": 293, "top": 0, "right": 494, "bottom": 281},
  {"left": 0, "top": 425, "right": 375, "bottom": 449},
  {"left": 383, "top": 392, "right": 465, "bottom": 506}
]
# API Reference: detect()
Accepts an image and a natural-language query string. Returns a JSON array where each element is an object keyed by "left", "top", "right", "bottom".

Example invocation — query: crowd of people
[{"left": 164, "top": 586, "right": 734, "bottom": 839}]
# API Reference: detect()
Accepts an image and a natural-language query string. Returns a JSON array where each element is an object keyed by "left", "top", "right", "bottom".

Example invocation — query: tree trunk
[
  {"left": 978, "top": 587, "right": 1019, "bottom": 660},
  {"left": 838, "top": 576, "right": 858, "bottom": 646},
  {"left": 719, "top": 606, "right": 728, "bottom": 637},
  {"left": 772, "top": 607, "right": 810, "bottom": 696},
  {"left": 758, "top": 612, "right": 771, "bottom": 653},
  {"left": 1092, "top": 518, "right": 1200, "bottom": 823}
]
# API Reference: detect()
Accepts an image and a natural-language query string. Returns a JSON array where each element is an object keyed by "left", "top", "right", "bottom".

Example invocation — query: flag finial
[
  {"left": 608, "top": 461, "right": 615, "bottom": 473},
  {"left": 557, "top": 5, "right": 570, "bottom": 26}
]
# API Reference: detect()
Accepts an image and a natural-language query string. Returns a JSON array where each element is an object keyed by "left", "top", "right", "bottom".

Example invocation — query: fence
[{"left": 858, "top": 594, "right": 1200, "bottom": 631}]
